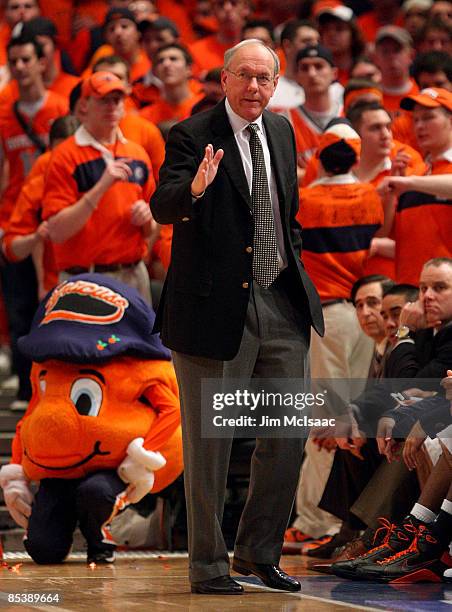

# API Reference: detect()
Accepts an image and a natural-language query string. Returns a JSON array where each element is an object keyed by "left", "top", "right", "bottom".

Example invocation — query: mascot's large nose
[{"left": 24, "top": 396, "right": 83, "bottom": 457}]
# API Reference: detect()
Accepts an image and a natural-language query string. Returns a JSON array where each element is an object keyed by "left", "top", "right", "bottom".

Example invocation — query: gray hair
[
  {"left": 423, "top": 257, "right": 452, "bottom": 269},
  {"left": 224, "top": 39, "right": 280, "bottom": 76}
]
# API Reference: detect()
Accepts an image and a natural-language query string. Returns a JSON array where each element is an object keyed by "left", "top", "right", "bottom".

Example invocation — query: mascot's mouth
[{"left": 24, "top": 441, "right": 110, "bottom": 470}]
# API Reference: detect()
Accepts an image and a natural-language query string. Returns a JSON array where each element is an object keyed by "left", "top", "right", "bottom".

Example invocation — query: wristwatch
[{"left": 395, "top": 325, "right": 411, "bottom": 339}]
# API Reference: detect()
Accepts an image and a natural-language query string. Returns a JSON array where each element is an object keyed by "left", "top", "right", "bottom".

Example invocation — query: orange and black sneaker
[
  {"left": 355, "top": 524, "right": 452, "bottom": 583},
  {"left": 282, "top": 527, "right": 314, "bottom": 554},
  {"left": 332, "top": 516, "right": 420, "bottom": 580},
  {"left": 300, "top": 534, "right": 332, "bottom": 555}
]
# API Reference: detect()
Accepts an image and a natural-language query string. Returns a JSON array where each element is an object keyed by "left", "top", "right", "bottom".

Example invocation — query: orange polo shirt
[{"left": 42, "top": 126, "right": 155, "bottom": 271}]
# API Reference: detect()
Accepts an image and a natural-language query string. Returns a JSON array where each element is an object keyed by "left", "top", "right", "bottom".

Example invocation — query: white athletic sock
[
  {"left": 441, "top": 499, "right": 452, "bottom": 515},
  {"left": 410, "top": 503, "right": 437, "bottom": 523}
]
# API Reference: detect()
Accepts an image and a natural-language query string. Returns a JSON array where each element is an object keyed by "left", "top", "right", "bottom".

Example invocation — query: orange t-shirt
[
  {"left": 297, "top": 179, "right": 384, "bottom": 301},
  {"left": 394, "top": 155, "right": 452, "bottom": 284},
  {"left": 362, "top": 140, "right": 426, "bottom": 278},
  {"left": 157, "top": 0, "right": 196, "bottom": 44},
  {"left": 0, "top": 91, "right": 68, "bottom": 228},
  {"left": 131, "top": 77, "right": 162, "bottom": 110},
  {"left": 277, "top": 47, "right": 286, "bottom": 77},
  {"left": 83, "top": 48, "right": 151, "bottom": 84},
  {"left": 139, "top": 92, "right": 203, "bottom": 125},
  {"left": 3, "top": 151, "right": 58, "bottom": 290},
  {"left": 42, "top": 129, "right": 155, "bottom": 271},
  {"left": 189, "top": 35, "right": 228, "bottom": 78},
  {"left": 67, "top": 28, "right": 97, "bottom": 76},
  {"left": 131, "top": 76, "right": 202, "bottom": 110},
  {"left": 0, "top": 70, "right": 79, "bottom": 107},
  {"left": 39, "top": 0, "right": 73, "bottom": 48},
  {"left": 287, "top": 105, "right": 343, "bottom": 161},
  {"left": 357, "top": 11, "right": 405, "bottom": 43},
  {"left": 120, "top": 113, "right": 165, "bottom": 183},
  {"left": 392, "top": 112, "right": 421, "bottom": 154},
  {"left": 382, "top": 80, "right": 419, "bottom": 119},
  {"left": 152, "top": 223, "right": 173, "bottom": 271},
  {"left": 0, "top": 22, "right": 11, "bottom": 67}
]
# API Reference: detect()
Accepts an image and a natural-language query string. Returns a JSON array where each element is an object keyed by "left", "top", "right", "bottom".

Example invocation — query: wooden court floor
[{"left": 0, "top": 552, "right": 450, "bottom": 612}]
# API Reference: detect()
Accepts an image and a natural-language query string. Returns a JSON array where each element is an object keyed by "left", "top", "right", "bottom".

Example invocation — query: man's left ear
[{"left": 220, "top": 69, "right": 228, "bottom": 94}]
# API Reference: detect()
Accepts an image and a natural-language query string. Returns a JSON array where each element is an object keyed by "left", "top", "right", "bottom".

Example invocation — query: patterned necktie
[{"left": 247, "top": 123, "right": 280, "bottom": 289}]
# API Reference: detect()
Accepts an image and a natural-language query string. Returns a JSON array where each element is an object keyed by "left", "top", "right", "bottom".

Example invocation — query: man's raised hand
[
  {"left": 191, "top": 144, "right": 224, "bottom": 197},
  {"left": 99, "top": 158, "right": 133, "bottom": 191}
]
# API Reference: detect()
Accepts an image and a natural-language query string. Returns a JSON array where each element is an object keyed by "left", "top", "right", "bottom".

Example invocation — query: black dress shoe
[
  {"left": 232, "top": 558, "right": 301, "bottom": 592},
  {"left": 87, "top": 549, "right": 115, "bottom": 564},
  {"left": 191, "top": 575, "right": 244, "bottom": 595}
]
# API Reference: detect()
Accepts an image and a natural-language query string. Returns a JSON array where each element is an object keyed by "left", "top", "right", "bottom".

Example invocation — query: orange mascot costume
[{"left": 0, "top": 274, "right": 183, "bottom": 564}]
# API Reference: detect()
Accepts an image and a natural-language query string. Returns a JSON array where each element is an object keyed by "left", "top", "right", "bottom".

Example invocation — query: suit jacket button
[
  {"left": 246, "top": 246, "right": 253, "bottom": 253},
  {"left": 242, "top": 282, "right": 249, "bottom": 289},
  {"left": 182, "top": 216, "right": 190, "bottom": 222}
]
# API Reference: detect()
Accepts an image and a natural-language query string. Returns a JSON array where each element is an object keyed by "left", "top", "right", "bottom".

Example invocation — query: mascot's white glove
[
  {"left": 117, "top": 437, "right": 166, "bottom": 504},
  {"left": 0, "top": 464, "right": 33, "bottom": 529}
]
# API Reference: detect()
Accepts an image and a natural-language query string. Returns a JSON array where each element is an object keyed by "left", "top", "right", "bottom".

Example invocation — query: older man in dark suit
[{"left": 151, "top": 39, "right": 324, "bottom": 595}]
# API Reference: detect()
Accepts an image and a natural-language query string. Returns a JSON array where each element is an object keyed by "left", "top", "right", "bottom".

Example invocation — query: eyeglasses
[
  {"left": 226, "top": 69, "right": 274, "bottom": 86},
  {"left": 8, "top": 3, "right": 35, "bottom": 9}
]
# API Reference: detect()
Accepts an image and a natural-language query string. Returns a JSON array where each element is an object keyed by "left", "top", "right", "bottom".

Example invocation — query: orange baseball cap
[
  {"left": 81, "top": 71, "right": 127, "bottom": 99},
  {"left": 400, "top": 87, "right": 452, "bottom": 112}
]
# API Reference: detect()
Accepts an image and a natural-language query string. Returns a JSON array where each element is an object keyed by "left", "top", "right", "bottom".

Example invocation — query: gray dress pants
[{"left": 172, "top": 275, "right": 310, "bottom": 583}]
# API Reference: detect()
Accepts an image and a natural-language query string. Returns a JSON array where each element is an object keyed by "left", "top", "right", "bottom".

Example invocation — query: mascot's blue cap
[{"left": 18, "top": 273, "right": 171, "bottom": 363}]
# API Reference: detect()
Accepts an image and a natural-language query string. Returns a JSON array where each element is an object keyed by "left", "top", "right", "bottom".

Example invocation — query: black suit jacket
[
  {"left": 355, "top": 324, "right": 452, "bottom": 428},
  {"left": 150, "top": 100, "right": 324, "bottom": 360}
]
